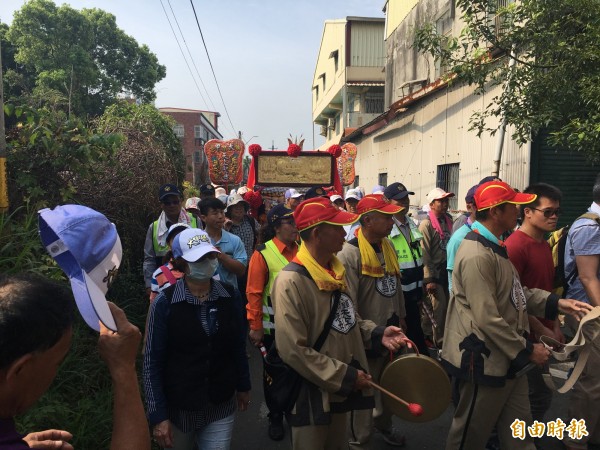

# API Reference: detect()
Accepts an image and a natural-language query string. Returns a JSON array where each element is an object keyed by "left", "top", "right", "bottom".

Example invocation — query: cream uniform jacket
[
  {"left": 441, "top": 231, "right": 560, "bottom": 386},
  {"left": 418, "top": 216, "right": 452, "bottom": 284},
  {"left": 272, "top": 262, "right": 385, "bottom": 427},
  {"left": 337, "top": 238, "right": 406, "bottom": 357}
]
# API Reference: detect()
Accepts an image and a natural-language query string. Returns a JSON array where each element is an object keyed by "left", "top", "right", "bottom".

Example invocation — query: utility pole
[{"left": 0, "top": 37, "right": 8, "bottom": 212}]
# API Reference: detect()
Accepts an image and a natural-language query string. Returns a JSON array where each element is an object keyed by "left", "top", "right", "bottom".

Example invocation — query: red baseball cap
[
  {"left": 357, "top": 194, "right": 403, "bottom": 216},
  {"left": 475, "top": 181, "right": 537, "bottom": 210},
  {"left": 294, "top": 197, "right": 359, "bottom": 232}
]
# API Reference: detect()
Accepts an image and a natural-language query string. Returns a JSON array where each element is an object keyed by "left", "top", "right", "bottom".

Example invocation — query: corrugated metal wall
[
  {"left": 530, "top": 132, "right": 599, "bottom": 226},
  {"left": 350, "top": 21, "right": 385, "bottom": 67},
  {"left": 352, "top": 82, "right": 531, "bottom": 210}
]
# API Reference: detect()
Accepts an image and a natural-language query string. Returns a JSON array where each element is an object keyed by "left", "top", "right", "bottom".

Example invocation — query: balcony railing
[{"left": 346, "top": 112, "right": 381, "bottom": 128}]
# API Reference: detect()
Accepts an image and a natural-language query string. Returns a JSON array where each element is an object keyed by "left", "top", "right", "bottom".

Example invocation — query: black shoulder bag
[{"left": 264, "top": 290, "right": 341, "bottom": 413}]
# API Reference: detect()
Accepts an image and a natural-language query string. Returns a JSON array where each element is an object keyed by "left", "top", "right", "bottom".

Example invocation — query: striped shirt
[{"left": 143, "top": 279, "right": 248, "bottom": 430}]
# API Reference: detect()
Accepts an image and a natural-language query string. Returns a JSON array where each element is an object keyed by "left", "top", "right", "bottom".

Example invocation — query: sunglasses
[
  {"left": 531, "top": 207, "right": 561, "bottom": 218},
  {"left": 162, "top": 199, "right": 181, "bottom": 206}
]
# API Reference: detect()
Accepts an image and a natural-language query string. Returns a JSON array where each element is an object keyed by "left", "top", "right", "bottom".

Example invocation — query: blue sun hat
[{"left": 38, "top": 205, "right": 121, "bottom": 332}]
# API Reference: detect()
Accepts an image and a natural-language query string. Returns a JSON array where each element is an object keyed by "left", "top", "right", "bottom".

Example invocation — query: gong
[{"left": 379, "top": 353, "right": 451, "bottom": 422}]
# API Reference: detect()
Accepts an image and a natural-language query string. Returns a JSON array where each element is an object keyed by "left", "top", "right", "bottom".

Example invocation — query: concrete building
[
  {"left": 160, "top": 107, "right": 222, "bottom": 186},
  {"left": 334, "top": 0, "right": 598, "bottom": 222},
  {"left": 312, "top": 17, "right": 386, "bottom": 149}
]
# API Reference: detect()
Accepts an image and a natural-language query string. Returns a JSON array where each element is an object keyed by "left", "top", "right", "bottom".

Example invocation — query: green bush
[
  {"left": 0, "top": 203, "right": 62, "bottom": 278},
  {"left": 0, "top": 204, "right": 149, "bottom": 447}
]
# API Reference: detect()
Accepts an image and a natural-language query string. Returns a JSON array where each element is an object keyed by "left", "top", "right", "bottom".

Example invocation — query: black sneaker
[
  {"left": 268, "top": 415, "right": 285, "bottom": 441},
  {"left": 376, "top": 427, "right": 406, "bottom": 447}
]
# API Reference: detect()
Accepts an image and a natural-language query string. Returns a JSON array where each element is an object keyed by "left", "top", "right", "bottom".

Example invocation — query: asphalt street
[{"left": 231, "top": 343, "right": 596, "bottom": 449}]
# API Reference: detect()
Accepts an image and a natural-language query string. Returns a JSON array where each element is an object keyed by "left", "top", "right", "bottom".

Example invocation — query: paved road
[{"left": 231, "top": 344, "right": 597, "bottom": 449}]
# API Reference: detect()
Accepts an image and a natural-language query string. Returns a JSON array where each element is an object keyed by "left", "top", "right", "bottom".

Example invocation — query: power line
[
  {"left": 158, "top": 0, "right": 209, "bottom": 109},
  {"left": 189, "top": 0, "right": 237, "bottom": 135},
  {"left": 165, "top": 0, "right": 219, "bottom": 114}
]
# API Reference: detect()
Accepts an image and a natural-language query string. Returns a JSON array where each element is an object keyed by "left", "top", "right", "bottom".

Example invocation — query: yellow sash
[
  {"left": 357, "top": 228, "right": 400, "bottom": 277},
  {"left": 296, "top": 244, "right": 346, "bottom": 291}
]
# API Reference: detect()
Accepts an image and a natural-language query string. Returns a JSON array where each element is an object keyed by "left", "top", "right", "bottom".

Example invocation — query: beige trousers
[
  {"left": 348, "top": 356, "right": 393, "bottom": 448},
  {"left": 291, "top": 412, "right": 349, "bottom": 450},
  {"left": 446, "top": 377, "right": 536, "bottom": 450},
  {"left": 421, "top": 283, "right": 447, "bottom": 346}
]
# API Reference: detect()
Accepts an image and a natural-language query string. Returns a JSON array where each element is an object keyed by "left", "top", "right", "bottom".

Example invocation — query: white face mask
[{"left": 187, "top": 257, "right": 218, "bottom": 281}]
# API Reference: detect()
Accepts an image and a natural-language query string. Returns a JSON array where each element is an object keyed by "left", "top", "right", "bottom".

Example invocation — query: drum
[{"left": 379, "top": 353, "right": 451, "bottom": 422}]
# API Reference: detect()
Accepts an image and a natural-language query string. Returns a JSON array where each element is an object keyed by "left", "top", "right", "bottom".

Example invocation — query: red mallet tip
[{"left": 408, "top": 403, "right": 424, "bottom": 416}]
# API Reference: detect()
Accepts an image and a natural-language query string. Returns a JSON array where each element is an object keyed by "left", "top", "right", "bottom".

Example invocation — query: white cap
[
  {"left": 330, "top": 194, "right": 343, "bottom": 203},
  {"left": 345, "top": 189, "right": 360, "bottom": 201},
  {"left": 172, "top": 228, "right": 220, "bottom": 262},
  {"left": 426, "top": 188, "right": 455, "bottom": 204},
  {"left": 185, "top": 197, "right": 201, "bottom": 210},
  {"left": 226, "top": 193, "right": 249, "bottom": 211},
  {"left": 285, "top": 188, "right": 303, "bottom": 200}
]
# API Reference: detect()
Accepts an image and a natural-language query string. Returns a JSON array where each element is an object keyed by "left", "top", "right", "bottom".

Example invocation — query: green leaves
[
  {"left": 4, "top": 0, "right": 166, "bottom": 117},
  {"left": 4, "top": 104, "right": 121, "bottom": 206},
  {"left": 414, "top": 0, "right": 600, "bottom": 159}
]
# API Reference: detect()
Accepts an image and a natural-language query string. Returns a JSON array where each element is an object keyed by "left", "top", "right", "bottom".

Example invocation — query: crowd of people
[{"left": 2, "top": 174, "right": 600, "bottom": 450}]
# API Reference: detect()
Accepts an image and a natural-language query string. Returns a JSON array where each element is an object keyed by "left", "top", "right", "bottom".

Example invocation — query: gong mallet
[{"left": 368, "top": 380, "right": 424, "bottom": 417}]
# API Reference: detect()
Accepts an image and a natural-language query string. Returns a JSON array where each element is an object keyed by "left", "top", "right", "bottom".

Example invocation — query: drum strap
[{"left": 540, "top": 307, "right": 600, "bottom": 393}]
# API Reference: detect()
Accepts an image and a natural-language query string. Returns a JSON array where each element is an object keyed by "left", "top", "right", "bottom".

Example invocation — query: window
[
  {"left": 365, "top": 93, "right": 384, "bottom": 114},
  {"left": 329, "top": 50, "right": 339, "bottom": 73},
  {"left": 194, "top": 125, "right": 202, "bottom": 138},
  {"left": 354, "top": 175, "right": 360, "bottom": 189},
  {"left": 488, "top": 0, "right": 515, "bottom": 40},
  {"left": 436, "top": 163, "right": 460, "bottom": 210},
  {"left": 194, "top": 151, "right": 201, "bottom": 163},
  {"left": 348, "top": 93, "right": 358, "bottom": 113},
  {"left": 378, "top": 173, "right": 388, "bottom": 187},
  {"left": 313, "top": 85, "right": 319, "bottom": 101},
  {"left": 318, "top": 73, "right": 326, "bottom": 91},
  {"left": 435, "top": 10, "right": 453, "bottom": 78},
  {"left": 173, "top": 124, "right": 184, "bottom": 138},
  {"left": 328, "top": 117, "right": 336, "bottom": 131}
]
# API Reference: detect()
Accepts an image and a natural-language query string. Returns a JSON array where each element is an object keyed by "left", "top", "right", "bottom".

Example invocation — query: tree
[
  {"left": 83, "top": 102, "right": 185, "bottom": 269},
  {"left": 4, "top": 0, "right": 166, "bottom": 117},
  {"left": 4, "top": 104, "right": 122, "bottom": 207},
  {"left": 5, "top": 101, "right": 184, "bottom": 269},
  {"left": 414, "top": 0, "right": 600, "bottom": 161}
]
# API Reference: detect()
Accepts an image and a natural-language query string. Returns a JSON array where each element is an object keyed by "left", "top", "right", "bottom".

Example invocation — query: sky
[{"left": 0, "top": 0, "right": 385, "bottom": 150}]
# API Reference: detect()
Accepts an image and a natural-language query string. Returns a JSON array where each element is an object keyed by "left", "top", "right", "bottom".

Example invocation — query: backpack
[
  {"left": 548, "top": 212, "right": 600, "bottom": 297},
  {"left": 548, "top": 225, "right": 570, "bottom": 297}
]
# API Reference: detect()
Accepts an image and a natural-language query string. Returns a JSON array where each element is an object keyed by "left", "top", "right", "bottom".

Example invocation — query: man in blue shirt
[
  {"left": 199, "top": 197, "right": 247, "bottom": 290},
  {"left": 563, "top": 173, "right": 600, "bottom": 450},
  {"left": 446, "top": 184, "right": 478, "bottom": 294}
]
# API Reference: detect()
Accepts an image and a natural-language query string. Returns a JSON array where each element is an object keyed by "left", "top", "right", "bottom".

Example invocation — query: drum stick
[{"left": 368, "top": 380, "right": 424, "bottom": 416}]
